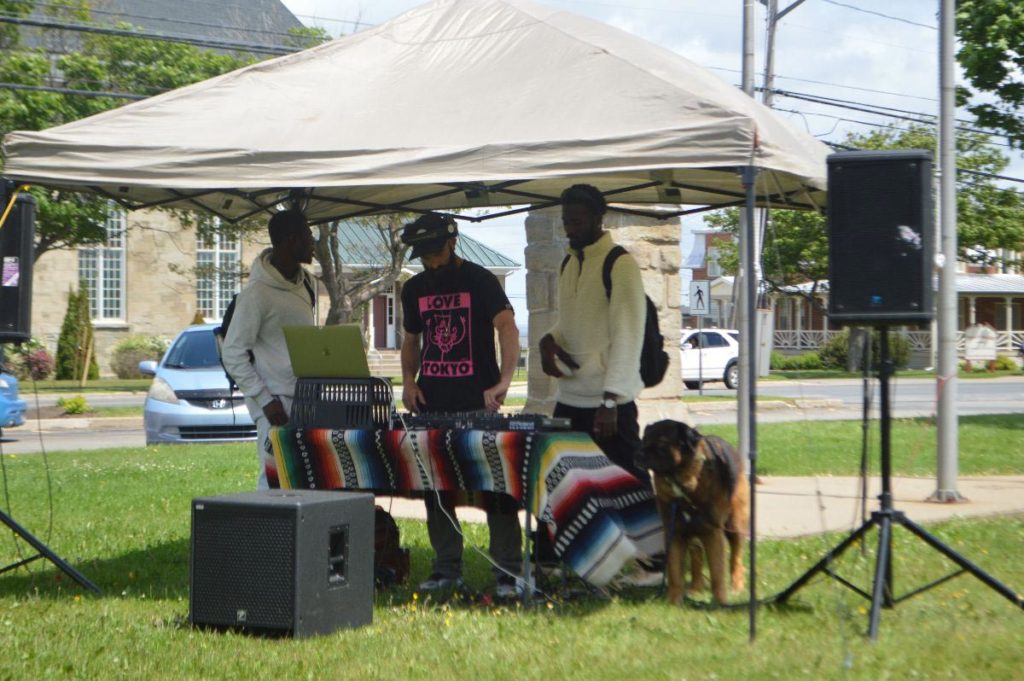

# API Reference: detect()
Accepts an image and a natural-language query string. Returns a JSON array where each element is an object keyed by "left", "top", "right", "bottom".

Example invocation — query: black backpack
[
  {"left": 213, "top": 276, "right": 316, "bottom": 392},
  {"left": 560, "top": 245, "right": 669, "bottom": 388}
]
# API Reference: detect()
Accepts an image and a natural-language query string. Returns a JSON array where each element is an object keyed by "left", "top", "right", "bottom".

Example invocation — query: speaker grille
[{"left": 191, "top": 509, "right": 295, "bottom": 629}]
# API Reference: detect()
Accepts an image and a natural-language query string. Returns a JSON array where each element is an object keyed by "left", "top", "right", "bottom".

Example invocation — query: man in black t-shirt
[{"left": 399, "top": 213, "right": 523, "bottom": 599}]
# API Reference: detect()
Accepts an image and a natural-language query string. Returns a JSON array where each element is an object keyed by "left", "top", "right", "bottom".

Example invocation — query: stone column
[{"left": 523, "top": 207, "right": 687, "bottom": 426}]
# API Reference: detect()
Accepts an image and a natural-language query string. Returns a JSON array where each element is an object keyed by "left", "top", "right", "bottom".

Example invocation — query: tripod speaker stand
[
  {"left": 0, "top": 509, "right": 100, "bottom": 593},
  {"left": 775, "top": 326, "right": 1023, "bottom": 639}
]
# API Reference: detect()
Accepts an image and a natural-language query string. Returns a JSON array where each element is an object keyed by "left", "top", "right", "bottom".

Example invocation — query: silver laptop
[{"left": 282, "top": 324, "right": 371, "bottom": 378}]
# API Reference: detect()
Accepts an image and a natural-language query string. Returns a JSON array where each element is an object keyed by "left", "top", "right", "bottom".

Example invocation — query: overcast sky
[{"left": 276, "top": 0, "right": 1022, "bottom": 325}]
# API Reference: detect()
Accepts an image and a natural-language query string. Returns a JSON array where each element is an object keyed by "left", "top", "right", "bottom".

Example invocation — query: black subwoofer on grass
[
  {"left": 189, "top": 490, "right": 374, "bottom": 637},
  {"left": 827, "top": 150, "right": 934, "bottom": 325}
]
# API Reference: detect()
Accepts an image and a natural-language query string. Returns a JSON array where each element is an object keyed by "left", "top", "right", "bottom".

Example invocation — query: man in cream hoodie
[
  {"left": 222, "top": 209, "right": 317, "bottom": 489},
  {"left": 539, "top": 184, "right": 647, "bottom": 481}
]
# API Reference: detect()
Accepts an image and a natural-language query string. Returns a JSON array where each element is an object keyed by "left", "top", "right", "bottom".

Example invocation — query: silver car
[{"left": 139, "top": 324, "right": 255, "bottom": 445}]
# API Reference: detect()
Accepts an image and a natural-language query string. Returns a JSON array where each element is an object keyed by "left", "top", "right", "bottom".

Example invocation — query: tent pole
[{"left": 741, "top": 165, "right": 760, "bottom": 642}]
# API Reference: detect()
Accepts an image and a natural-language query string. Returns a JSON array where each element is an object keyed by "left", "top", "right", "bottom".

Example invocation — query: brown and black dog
[{"left": 637, "top": 419, "right": 749, "bottom": 605}]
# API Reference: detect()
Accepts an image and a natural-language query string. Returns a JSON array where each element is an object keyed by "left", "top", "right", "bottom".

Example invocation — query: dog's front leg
[
  {"left": 666, "top": 534, "right": 690, "bottom": 606},
  {"left": 704, "top": 526, "right": 728, "bottom": 605}
]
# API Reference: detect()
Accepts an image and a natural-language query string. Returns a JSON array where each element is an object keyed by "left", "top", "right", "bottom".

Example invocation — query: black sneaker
[
  {"left": 417, "top": 573, "right": 464, "bottom": 592},
  {"left": 494, "top": 574, "right": 521, "bottom": 600}
]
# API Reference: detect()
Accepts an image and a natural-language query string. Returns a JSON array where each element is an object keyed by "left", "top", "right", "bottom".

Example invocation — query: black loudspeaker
[
  {"left": 0, "top": 187, "right": 36, "bottom": 343},
  {"left": 827, "top": 150, "right": 934, "bottom": 324},
  {"left": 190, "top": 490, "right": 374, "bottom": 637}
]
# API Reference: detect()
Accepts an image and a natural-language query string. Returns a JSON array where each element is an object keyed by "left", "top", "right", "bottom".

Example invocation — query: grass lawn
[{"left": 0, "top": 418, "right": 1022, "bottom": 679}]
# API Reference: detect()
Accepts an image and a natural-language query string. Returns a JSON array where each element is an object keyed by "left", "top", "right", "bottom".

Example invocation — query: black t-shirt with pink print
[{"left": 401, "top": 260, "right": 513, "bottom": 413}]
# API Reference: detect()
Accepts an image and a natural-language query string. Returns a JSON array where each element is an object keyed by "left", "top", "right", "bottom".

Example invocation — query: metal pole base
[
  {"left": 926, "top": 489, "right": 967, "bottom": 503},
  {"left": 0, "top": 509, "right": 101, "bottom": 594}
]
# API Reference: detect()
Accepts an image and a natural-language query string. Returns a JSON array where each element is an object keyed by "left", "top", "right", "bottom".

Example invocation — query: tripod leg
[
  {"left": 896, "top": 514, "right": 1024, "bottom": 610},
  {"left": 0, "top": 510, "right": 100, "bottom": 594},
  {"left": 776, "top": 517, "right": 875, "bottom": 604},
  {"left": 867, "top": 513, "right": 893, "bottom": 640}
]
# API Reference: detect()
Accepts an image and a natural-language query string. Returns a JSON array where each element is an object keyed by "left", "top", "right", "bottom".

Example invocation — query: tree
[
  {"left": 707, "top": 124, "right": 1024, "bottom": 311},
  {"left": 956, "top": 1, "right": 1024, "bottom": 149},
  {"left": 0, "top": 1, "right": 257, "bottom": 261},
  {"left": 55, "top": 286, "right": 99, "bottom": 381},
  {"left": 314, "top": 215, "right": 411, "bottom": 325}
]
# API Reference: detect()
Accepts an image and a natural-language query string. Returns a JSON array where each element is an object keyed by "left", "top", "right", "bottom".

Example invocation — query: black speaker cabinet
[
  {"left": 190, "top": 490, "right": 374, "bottom": 637},
  {"left": 0, "top": 190, "right": 36, "bottom": 343},
  {"left": 827, "top": 150, "right": 934, "bottom": 325}
]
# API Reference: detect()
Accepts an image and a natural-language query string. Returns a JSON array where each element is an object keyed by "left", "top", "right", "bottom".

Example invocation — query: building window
[
  {"left": 707, "top": 247, "right": 722, "bottom": 277},
  {"left": 196, "top": 222, "right": 242, "bottom": 320},
  {"left": 79, "top": 205, "right": 126, "bottom": 321}
]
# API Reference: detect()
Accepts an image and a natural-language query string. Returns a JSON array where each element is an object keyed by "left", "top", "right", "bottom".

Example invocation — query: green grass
[
  {"left": 1, "top": 420, "right": 1022, "bottom": 679},
  {"left": 699, "top": 414, "right": 1024, "bottom": 476},
  {"left": 17, "top": 378, "right": 152, "bottom": 394}
]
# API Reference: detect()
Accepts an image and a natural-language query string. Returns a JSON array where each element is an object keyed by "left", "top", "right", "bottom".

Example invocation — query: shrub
[
  {"left": 110, "top": 335, "right": 169, "bottom": 379},
  {"left": 993, "top": 354, "right": 1017, "bottom": 371},
  {"left": 55, "top": 287, "right": 99, "bottom": 381},
  {"left": 2, "top": 339, "right": 54, "bottom": 381},
  {"left": 56, "top": 395, "right": 88, "bottom": 415},
  {"left": 770, "top": 351, "right": 823, "bottom": 370},
  {"left": 819, "top": 329, "right": 910, "bottom": 371}
]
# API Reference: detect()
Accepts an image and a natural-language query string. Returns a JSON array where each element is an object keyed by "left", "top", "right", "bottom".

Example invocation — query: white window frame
[
  {"left": 78, "top": 205, "right": 126, "bottom": 322},
  {"left": 196, "top": 221, "right": 242, "bottom": 321}
]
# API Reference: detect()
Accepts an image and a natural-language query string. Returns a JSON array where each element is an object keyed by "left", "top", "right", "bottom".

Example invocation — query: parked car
[
  {"left": 679, "top": 328, "right": 740, "bottom": 390},
  {"left": 0, "top": 371, "right": 27, "bottom": 432},
  {"left": 140, "top": 324, "right": 255, "bottom": 445}
]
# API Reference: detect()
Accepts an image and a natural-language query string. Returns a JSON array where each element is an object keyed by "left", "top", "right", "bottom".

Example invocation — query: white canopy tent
[
  {"left": 2, "top": 0, "right": 828, "bottom": 223},
  {"left": 2, "top": 0, "right": 831, "bottom": 625}
]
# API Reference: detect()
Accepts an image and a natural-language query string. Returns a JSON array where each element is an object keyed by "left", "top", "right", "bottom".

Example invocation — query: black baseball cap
[{"left": 401, "top": 213, "right": 458, "bottom": 259}]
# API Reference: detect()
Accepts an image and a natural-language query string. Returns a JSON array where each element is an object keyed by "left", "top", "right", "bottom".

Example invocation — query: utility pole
[{"left": 931, "top": 0, "right": 962, "bottom": 501}]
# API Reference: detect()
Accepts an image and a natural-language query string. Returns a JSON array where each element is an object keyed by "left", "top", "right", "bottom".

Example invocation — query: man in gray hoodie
[{"left": 222, "top": 209, "right": 317, "bottom": 489}]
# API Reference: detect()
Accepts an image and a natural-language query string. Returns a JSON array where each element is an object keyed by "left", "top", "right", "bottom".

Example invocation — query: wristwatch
[{"left": 601, "top": 398, "right": 618, "bottom": 409}]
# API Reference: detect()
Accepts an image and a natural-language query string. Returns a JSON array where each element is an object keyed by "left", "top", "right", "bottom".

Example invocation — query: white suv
[{"left": 679, "top": 328, "right": 740, "bottom": 390}]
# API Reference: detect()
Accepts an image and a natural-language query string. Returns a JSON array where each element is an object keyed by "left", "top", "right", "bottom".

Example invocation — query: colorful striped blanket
[{"left": 269, "top": 427, "right": 663, "bottom": 586}]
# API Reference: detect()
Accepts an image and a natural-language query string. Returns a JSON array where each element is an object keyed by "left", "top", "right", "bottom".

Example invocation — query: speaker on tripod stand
[
  {"left": 0, "top": 182, "right": 36, "bottom": 343},
  {"left": 775, "top": 150, "right": 1024, "bottom": 639}
]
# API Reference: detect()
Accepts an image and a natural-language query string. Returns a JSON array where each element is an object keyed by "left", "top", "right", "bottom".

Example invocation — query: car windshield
[{"left": 162, "top": 330, "right": 221, "bottom": 370}]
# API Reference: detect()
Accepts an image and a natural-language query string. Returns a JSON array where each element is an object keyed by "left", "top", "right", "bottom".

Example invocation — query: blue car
[
  {"left": 139, "top": 324, "right": 255, "bottom": 445},
  {"left": 0, "top": 370, "right": 27, "bottom": 430}
]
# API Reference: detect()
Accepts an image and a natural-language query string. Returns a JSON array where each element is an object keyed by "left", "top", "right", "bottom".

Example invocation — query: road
[
  {"left": 697, "top": 376, "right": 1024, "bottom": 418},
  {"left": 1, "top": 377, "right": 1021, "bottom": 454}
]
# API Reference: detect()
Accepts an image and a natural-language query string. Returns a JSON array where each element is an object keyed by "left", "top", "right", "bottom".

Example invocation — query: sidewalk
[{"left": 376, "top": 474, "right": 1024, "bottom": 539}]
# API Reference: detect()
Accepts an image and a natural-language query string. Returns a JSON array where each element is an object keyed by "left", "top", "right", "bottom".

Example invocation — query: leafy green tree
[
  {"left": 956, "top": 0, "right": 1024, "bottom": 148},
  {"left": 55, "top": 287, "right": 99, "bottom": 381},
  {"left": 0, "top": 3, "right": 257, "bottom": 262},
  {"left": 707, "top": 125, "right": 1024, "bottom": 311}
]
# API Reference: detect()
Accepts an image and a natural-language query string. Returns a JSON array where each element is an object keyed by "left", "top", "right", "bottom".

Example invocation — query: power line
[
  {"left": 821, "top": 0, "right": 936, "bottom": 30},
  {"left": 707, "top": 65, "right": 938, "bottom": 103},
  {"left": 0, "top": 13, "right": 300, "bottom": 55},
  {"left": 27, "top": 0, "right": 314, "bottom": 43},
  {"left": 0, "top": 82, "right": 145, "bottom": 99}
]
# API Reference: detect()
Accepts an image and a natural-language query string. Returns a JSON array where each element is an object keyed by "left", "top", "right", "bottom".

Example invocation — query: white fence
[{"left": 774, "top": 330, "right": 1024, "bottom": 356}]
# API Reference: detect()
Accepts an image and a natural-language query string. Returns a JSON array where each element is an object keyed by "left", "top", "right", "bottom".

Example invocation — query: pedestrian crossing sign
[{"left": 689, "top": 280, "right": 710, "bottom": 316}]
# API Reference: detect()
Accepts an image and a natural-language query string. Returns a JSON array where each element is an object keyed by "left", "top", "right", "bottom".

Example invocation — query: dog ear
[{"left": 678, "top": 422, "right": 701, "bottom": 452}]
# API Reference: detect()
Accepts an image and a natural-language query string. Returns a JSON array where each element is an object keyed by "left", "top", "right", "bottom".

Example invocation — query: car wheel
[
  {"left": 684, "top": 380, "right": 702, "bottom": 390},
  {"left": 724, "top": 362, "right": 739, "bottom": 390}
]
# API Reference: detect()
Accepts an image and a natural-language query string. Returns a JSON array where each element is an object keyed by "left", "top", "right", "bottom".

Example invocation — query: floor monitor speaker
[
  {"left": 0, "top": 190, "right": 36, "bottom": 343},
  {"left": 827, "top": 150, "right": 934, "bottom": 325},
  {"left": 190, "top": 490, "right": 374, "bottom": 637}
]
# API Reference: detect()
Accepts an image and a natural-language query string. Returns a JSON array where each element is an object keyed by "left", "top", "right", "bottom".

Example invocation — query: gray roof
[
  {"left": 955, "top": 273, "right": 1024, "bottom": 294},
  {"left": 336, "top": 222, "right": 520, "bottom": 271},
  {"left": 27, "top": 0, "right": 303, "bottom": 52}
]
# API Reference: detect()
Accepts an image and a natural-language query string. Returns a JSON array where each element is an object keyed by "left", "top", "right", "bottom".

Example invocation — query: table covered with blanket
[{"left": 269, "top": 427, "right": 663, "bottom": 586}]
